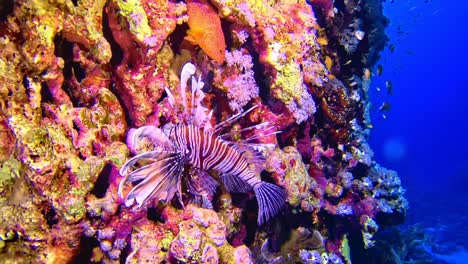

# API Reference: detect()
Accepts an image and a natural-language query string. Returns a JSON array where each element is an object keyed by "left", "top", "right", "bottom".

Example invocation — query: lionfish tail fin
[
  {"left": 120, "top": 152, "right": 184, "bottom": 208},
  {"left": 254, "top": 182, "right": 287, "bottom": 225},
  {"left": 221, "top": 173, "right": 252, "bottom": 193}
]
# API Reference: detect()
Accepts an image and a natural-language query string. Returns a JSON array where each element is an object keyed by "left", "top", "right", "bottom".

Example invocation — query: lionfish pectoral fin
[
  {"left": 175, "top": 178, "right": 185, "bottom": 210},
  {"left": 254, "top": 182, "right": 287, "bottom": 225},
  {"left": 127, "top": 126, "right": 175, "bottom": 154},
  {"left": 119, "top": 151, "right": 173, "bottom": 175},
  {"left": 187, "top": 169, "right": 219, "bottom": 197},
  {"left": 124, "top": 196, "right": 137, "bottom": 208},
  {"left": 123, "top": 153, "right": 184, "bottom": 207},
  {"left": 221, "top": 174, "right": 252, "bottom": 193},
  {"left": 118, "top": 172, "right": 131, "bottom": 202}
]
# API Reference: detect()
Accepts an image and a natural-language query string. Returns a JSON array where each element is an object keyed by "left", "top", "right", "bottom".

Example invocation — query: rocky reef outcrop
[{"left": 0, "top": 0, "right": 406, "bottom": 263}]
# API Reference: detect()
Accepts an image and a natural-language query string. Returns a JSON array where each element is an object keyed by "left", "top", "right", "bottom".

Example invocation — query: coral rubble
[{"left": 0, "top": 0, "right": 407, "bottom": 263}]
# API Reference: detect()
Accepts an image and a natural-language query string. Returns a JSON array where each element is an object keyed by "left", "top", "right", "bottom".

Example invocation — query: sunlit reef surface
[{"left": 0, "top": 0, "right": 416, "bottom": 263}]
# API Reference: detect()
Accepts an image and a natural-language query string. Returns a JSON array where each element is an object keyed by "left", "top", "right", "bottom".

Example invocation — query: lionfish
[{"left": 118, "top": 63, "right": 286, "bottom": 225}]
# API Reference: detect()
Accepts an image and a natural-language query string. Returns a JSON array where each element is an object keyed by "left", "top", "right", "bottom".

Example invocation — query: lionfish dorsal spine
[
  {"left": 180, "top": 63, "right": 196, "bottom": 119},
  {"left": 212, "top": 104, "right": 259, "bottom": 134}
]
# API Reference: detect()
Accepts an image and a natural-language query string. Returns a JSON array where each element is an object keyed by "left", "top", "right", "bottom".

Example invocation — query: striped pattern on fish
[
  {"left": 118, "top": 63, "right": 286, "bottom": 225},
  {"left": 171, "top": 125, "right": 257, "bottom": 184}
]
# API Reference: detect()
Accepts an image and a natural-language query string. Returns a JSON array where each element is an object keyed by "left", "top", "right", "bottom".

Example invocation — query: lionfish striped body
[
  {"left": 171, "top": 125, "right": 258, "bottom": 186},
  {"left": 119, "top": 63, "right": 286, "bottom": 225}
]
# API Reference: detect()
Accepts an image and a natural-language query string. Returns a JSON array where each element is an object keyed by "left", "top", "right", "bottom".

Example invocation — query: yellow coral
[
  {"left": 115, "top": 0, "right": 153, "bottom": 44},
  {"left": 340, "top": 234, "right": 352, "bottom": 264},
  {"left": 274, "top": 61, "right": 305, "bottom": 103}
]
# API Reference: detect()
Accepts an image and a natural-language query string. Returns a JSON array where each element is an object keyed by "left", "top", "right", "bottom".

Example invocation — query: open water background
[{"left": 369, "top": 0, "right": 468, "bottom": 262}]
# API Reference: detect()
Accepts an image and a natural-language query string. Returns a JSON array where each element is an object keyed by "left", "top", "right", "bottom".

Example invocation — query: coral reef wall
[{"left": 0, "top": 0, "right": 407, "bottom": 263}]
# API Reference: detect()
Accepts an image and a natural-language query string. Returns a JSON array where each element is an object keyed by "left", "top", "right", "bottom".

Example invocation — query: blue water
[{"left": 369, "top": 0, "right": 468, "bottom": 262}]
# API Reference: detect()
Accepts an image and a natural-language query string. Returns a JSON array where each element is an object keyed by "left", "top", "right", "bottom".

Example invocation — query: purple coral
[
  {"left": 0, "top": 0, "right": 406, "bottom": 262},
  {"left": 224, "top": 49, "right": 259, "bottom": 111}
]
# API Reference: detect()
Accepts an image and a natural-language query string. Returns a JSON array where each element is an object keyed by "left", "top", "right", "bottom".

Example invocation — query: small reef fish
[
  {"left": 119, "top": 63, "right": 286, "bottom": 225},
  {"left": 376, "top": 65, "right": 383, "bottom": 76},
  {"left": 363, "top": 68, "right": 371, "bottom": 81},
  {"left": 317, "top": 37, "right": 328, "bottom": 46},
  {"left": 432, "top": 9, "right": 441, "bottom": 15},
  {"left": 397, "top": 26, "right": 408, "bottom": 35},
  {"left": 385, "top": 80, "right": 393, "bottom": 95},
  {"left": 388, "top": 44, "right": 395, "bottom": 53},
  {"left": 378, "top": 101, "right": 391, "bottom": 119},
  {"left": 354, "top": 30, "right": 365, "bottom": 41},
  {"left": 186, "top": 0, "right": 226, "bottom": 63},
  {"left": 344, "top": 59, "right": 352, "bottom": 66},
  {"left": 379, "top": 101, "right": 391, "bottom": 114},
  {"left": 325, "top": 56, "right": 333, "bottom": 71}
]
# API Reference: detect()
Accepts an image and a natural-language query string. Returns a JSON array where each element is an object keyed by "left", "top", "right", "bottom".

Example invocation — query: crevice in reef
[
  {"left": 119, "top": 242, "right": 131, "bottom": 263},
  {"left": 40, "top": 202, "right": 58, "bottom": 227},
  {"left": 247, "top": 40, "right": 270, "bottom": 104},
  {"left": 54, "top": 34, "right": 74, "bottom": 74},
  {"left": 72, "top": 62, "right": 86, "bottom": 83},
  {"left": 349, "top": 162, "right": 368, "bottom": 179},
  {"left": 168, "top": 23, "right": 189, "bottom": 55},
  {"left": 264, "top": 216, "right": 296, "bottom": 252},
  {"left": 221, "top": 19, "right": 233, "bottom": 49},
  {"left": 70, "top": 235, "right": 99, "bottom": 263},
  {"left": 243, "top": 197, "right": 258, "bottom": 246},
  {"left": 109, "top": 79, "right": 133, "bottom": 128},
  {"left": 90, "top": 163, "right": 112, "bottom": 198},
  {"left": 53, "top": 34, "right": 83, "bottom": 107},
  {"left": 277, "top": 124, "right": 297, "bottom": 149},
  {"left": 102, "top": 6, "right": 124, "bottom": 67},
  {"left": 0, "top": 0, "right": 14, "bottom": 22},
  {"left": 147, "top": 207, "right": 166, "bottom": 224},
  {"left": 22, "top": 75, "right": 30, "bottom": 96},
  {"left": 40, "top": 82, "right": 54, "bottom": 104}
]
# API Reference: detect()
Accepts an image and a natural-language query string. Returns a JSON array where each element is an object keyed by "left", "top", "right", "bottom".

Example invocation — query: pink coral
[
  {"left": 105, "top": 1, "right": 180, "bottom": 126},
  {"left": 0, "top": 0, "right": 406, "bottom": 262},
  {"left": 213, "top": 49, "right": 259, "bottom": 111}
]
